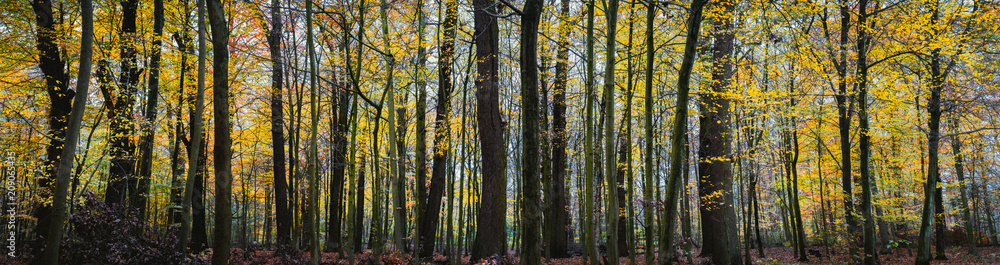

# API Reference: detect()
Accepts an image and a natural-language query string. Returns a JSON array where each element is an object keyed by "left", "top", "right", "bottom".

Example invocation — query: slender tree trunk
[
  {"left": 642, "top": 2, "right": 656, "bottom": 263},
  {"left": 470, "top": 0, "right": 507, "bottom": 258},
  {"left": 178, "top": 0, "right": 208, "bottom": 252},
  {"left": 207, "top": 0, "right": 232, "bottom": 263},
  {"left": 657, "top": 0, "right": 708, "bottom": 263},
  {"left": 949, "top": 116, "right": 977, "bottom": 256},
  {"left": 784, "top": 65, "right": 808, "bottom": 262},
  {"left": 134, "top": 0, "right": 165, "bottom": 222},
  {"left": 266, "top": 0, "right": 291, "bottom": 249},
  {"left": 419, "top": 0, "right": 457, "bottom": 257},
  {"left": 414, "top": 0, "right": 429, "bottom": 258},
  {"left": 168, "top": 10, "right": 193, "bottom": 225},
  {"left": 584, "top": 0, "right": 597, "bottom": 262},
  {"left": 305, "top": 0, "right": 320, "bottom": 262},
  {"left": 603, "top": 0, "right": 620, "bottom": 260},
  {"left": 36, "top": 0, "right": 93, "bottom": 262}
]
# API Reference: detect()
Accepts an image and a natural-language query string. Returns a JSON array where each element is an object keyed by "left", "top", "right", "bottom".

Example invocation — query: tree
[
  {"left": 547, "top": 0, "right": 571, "bottom": 257},
  {"left": 658, "top": 0, "right": 709, "bottom": 263},
  {"left": 103, "top": 0, "right": 142, "bottom": 212},
  {"left": 178, "top": 0, "right": 209, "bottom": 253},
  {"left": 642, "top": 1, "right": 656, "bottom": 263},
  {"left": 698, "top": 0, "right": 740, "bottom": 263},
  {"left": 135, "top": 0, "right": 165, "bottom": 222},
  {"left": 602, "top": 0, "right": 620, "bottom": 259},
  {"left": 470, "top": 0, "right": 507, "bottom": 258},
  {"left": 36, "top": 0, "right": 93, "bottom": 263},
  {"left": 29, "top": 0, "right": 73, "bottom": 261},
  {"left": 519, "top": 0, "right": 545, "bottom": 262},
  {"left": 267, "top": 0, "right": 291, "bottom": 249},
  {"left": 206, "top": 0, "right": 232, "bottom": 262},
  {"left": 419, "top": 0, "right": 457, "bottom": 257}
]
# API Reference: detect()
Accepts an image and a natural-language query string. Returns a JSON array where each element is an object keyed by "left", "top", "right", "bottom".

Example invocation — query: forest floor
[
  {"left": 230, "top": 246, "right": 1000, "bottom": 264},
  {"left": 6, "top": 246, "right": 1000, "bottom": 264}
]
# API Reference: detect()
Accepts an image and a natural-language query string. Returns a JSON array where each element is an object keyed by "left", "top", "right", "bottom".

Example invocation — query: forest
[{"left": 2, "top": 0, "right": 1000, "bottom": 264}]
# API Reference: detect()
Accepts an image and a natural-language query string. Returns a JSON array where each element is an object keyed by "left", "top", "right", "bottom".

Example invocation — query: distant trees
[{"left": 12, "top": 0, "right": 1000, "bottom": 264}]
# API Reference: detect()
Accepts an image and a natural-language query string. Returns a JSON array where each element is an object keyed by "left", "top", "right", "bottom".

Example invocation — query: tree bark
[
  {"left": 104, "top": 0, "right": 141, "bottom": 212},
  {"left": 36, "top": 0, "right": 93, "bottom": 262},
  {"left": 548, "top": 0, "right": 570, "bottom": 257},
  {"left": 267, "top": 0, "right": 291, "bottom": 249},
  {"left": 470, "top": 0, "right": 507, "bottom": 258},
  {"left": 698, "top": 0, "right": 740, "bottom": 263},
  {"left": 519, "top": 0, "right": 545, "bottom": 262},
  {"left": 135, "top": 0, "right": 165, "bottom": 222},
  {"left": 30, "top": 0, "right": 72, "bottom": 261},
  {"left": 178, "top": 0, "right": 208, "bottom": 252},
  {"left": 658, "top": 0, "right": 708, "bottom": 263},
  {"left": 207, "top": 0, "right": 232, "bottom": 262},
  {"left": 419, "top": 0, "right": 457, "bottom": 257}
]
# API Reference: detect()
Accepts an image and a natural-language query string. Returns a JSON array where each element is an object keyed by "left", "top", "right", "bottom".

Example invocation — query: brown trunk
[{"left": 470, "top": 0, "right": 506, "bottom": 258}]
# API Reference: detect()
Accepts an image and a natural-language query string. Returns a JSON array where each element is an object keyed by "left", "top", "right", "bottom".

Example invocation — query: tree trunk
[
  {"left": 949, "top": 116, "right": 977, "bottom": 256},
  {"left": 207, "top": 0, "right": 232, "bottom": 262},
  {"left": 36, "top": 0, "right": 93, "bottom": 262},
  {"left": 419, "top": 0, "right": 457, "bottom": 257},
  {"left": 414, "top": 0, "right": 429, "bottom": 258},
  {"left": 584, "top": 0, "right": 597, "bottom": 262},
  {"left": 698, "top": 0, "right": 739, "bottom": 263},
  {"left": 548, "top": 0, "right": 570, "bottom": 257},
  {"left": 658, "top": 0, "right": 708, "bottom": 263},
  {"left": 603, "top": 0, "right": 620, "bottom": 260},
  {"left": 104, "top": 0, "right": 141, "bottom": 212},
  {"left": 916, "top": 2, "right": 951, "bottom": 263},
  {"left": 30, "top": 0, "right": 72, "bottom": 260},
  {"left": 469, "top": 0, "right": 507, "bottom": 257},
  {"left": 135, "top": 0, "right": 165, "bottom": 222},
  {"left": 642, "top": 2, "right": 656, "bottom": 263},
  {"left": 267, "top": 0, "right": 291, "bottom": 249},
  {"left": 178, "top": 0, "right": 209, "bottom": 252},
  {"left": 519, "top": 0, "right": 544, "bottom": 262},
  {"left": 834, "top": 0, "right": 860, "bottom": 260}
]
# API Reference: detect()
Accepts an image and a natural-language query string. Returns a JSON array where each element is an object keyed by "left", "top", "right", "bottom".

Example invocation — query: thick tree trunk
[
  {"left": 834, "top": 0, "right": 861, "bottom": 260},
  {"left": 519, "top": 0, "right": 544, "bottom": 262},
  {"left": 916, "top": 2, "right": 950, "bottom": 264},
  {"left": 548, "top": 0, "right": 570, "bottom": 257},
  {"left": 855, "top": 1, "right": 878, "bottom": 263},
  {"left": 698, "top": 0, "right": 740, "bottom": 263},
  {"left": 104, "top": 0, "right": 141, "bottom": 212},
  {"left": 30, "top": 0, "right": 72, "bottom": 261},
  {"left": 469, "top": 0, "right": 507, "bottom": 258}
]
